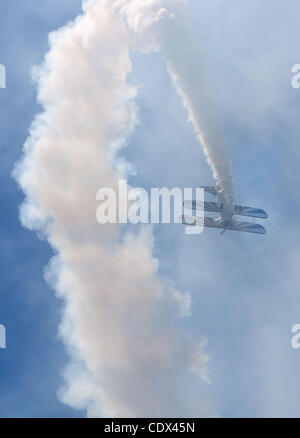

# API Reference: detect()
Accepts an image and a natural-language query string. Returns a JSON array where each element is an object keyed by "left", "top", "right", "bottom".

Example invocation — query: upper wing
[
  {"left": 234, "top": 205, "right": 268, "bottom": 219},
  {"left": 184, "top": 200, "right": 268, "bottom": 220},
  {"left": 181, "top": 215, "right": 266, "bottom": 234},
  {"left": 184, "top": 200, "right": 219, "bottom": 213}
]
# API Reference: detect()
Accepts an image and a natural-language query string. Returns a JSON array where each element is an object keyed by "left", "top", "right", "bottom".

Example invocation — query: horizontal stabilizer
[
  {"left": 181, "top": 215, "right": 266, "bottom": 235},
  {"left": 199, "top": 186, "right": 217, "bottom": 196}
]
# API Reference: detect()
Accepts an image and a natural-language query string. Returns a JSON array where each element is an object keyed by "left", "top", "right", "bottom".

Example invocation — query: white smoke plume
[
  {"left": 114, "top": 0, "right": 235, "bottom": 197},
  {"left": 14, "top": 0, "right": 215, "bottom": 417}
]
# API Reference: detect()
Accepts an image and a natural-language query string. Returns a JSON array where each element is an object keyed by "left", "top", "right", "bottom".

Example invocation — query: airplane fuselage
[{"left": 216, "top": 190, "right": 235, "bottom": 226}]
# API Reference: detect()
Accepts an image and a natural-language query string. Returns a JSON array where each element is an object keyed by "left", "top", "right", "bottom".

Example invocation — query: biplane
[{"left": 181, "top": 185, "right": 268, "bottom": 235}]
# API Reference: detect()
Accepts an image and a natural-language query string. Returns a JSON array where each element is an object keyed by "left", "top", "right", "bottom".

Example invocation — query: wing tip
[
  {"left": 259, "top": 210, "right": 269, "bottom": 219},
  {"left": 248, "top": 224, "right": 267, "bottom": 235}
]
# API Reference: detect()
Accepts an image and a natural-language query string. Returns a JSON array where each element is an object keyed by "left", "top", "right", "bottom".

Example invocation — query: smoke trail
[
  {"left": 115, "top": 0, "right": 235, "bottom": 197},
  {"left": 14, "top": 0, "right": 214, "bottom": 417}
]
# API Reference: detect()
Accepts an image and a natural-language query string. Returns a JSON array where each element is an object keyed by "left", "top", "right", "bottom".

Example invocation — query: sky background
[{"left": 1, "top": 0, "right": 300, "bottom": 417}]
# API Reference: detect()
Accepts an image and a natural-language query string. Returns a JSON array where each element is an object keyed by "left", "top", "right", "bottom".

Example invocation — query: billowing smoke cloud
[{"left": 14, "top": 0, "right": 215, "bottom": 417}]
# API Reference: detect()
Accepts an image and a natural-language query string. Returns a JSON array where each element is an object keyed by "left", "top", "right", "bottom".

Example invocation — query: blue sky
[
  {"left": 0, "top": 0, "right": 84, "bottom": 417},
  {"left": 1, "top": 0, "right": 300, "bottom": 417}
]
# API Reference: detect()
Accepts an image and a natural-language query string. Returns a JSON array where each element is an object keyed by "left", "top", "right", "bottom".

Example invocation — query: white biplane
[{"left": 181, "top": 185, "right": 268, "bottom": 235}]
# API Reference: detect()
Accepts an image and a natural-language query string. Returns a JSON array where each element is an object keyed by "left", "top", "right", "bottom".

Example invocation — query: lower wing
[
  {"left": 184, "top": 201, "right": 268, "bottom": 219},
  {"left": 181, "top": 215, "right": 267, "bottom": 235}
]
